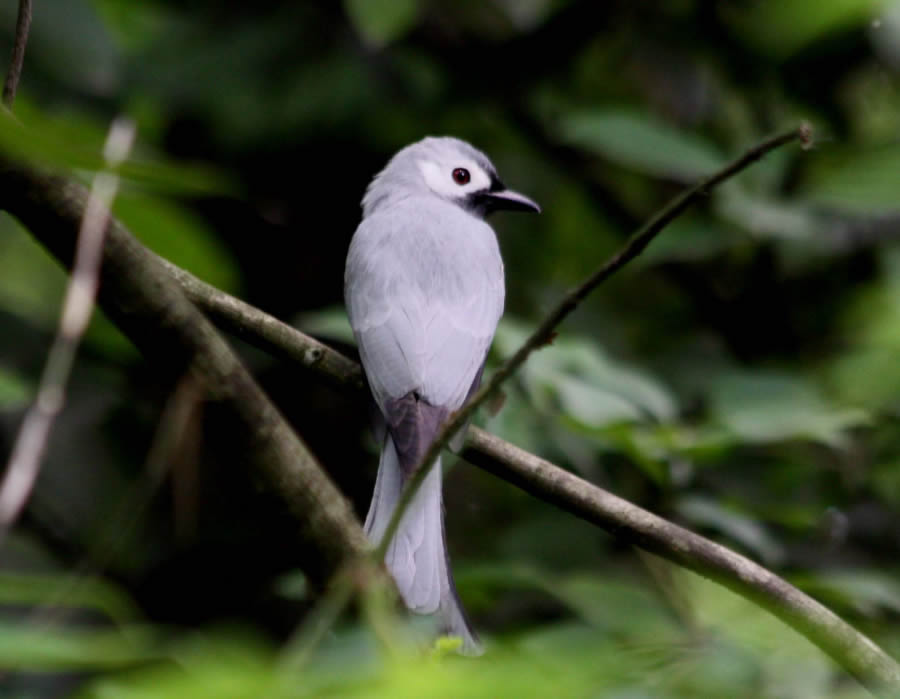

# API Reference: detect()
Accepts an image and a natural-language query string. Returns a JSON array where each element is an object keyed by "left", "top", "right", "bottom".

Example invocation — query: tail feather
[{"left": 365, "top": 434, "right": 482, "bottom": 654}]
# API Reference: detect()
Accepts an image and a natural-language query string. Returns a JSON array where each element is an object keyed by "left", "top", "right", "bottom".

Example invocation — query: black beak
[
  {"left": 473, "top": 187, "right": 541, "bottom": 215},
  {"left": 482, "top": 188, "right": 541, "bottom": 213}
]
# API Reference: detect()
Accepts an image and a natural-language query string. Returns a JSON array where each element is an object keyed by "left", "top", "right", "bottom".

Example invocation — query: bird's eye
[{"left": 452, "top": 168, "right": 470, "bottom": 185}]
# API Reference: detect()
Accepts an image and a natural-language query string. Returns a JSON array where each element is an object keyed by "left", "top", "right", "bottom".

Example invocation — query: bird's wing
[
  {"left": 417, "top": 283, "right": 498, "bottom": 408},
  {"left": 345, "top": 204, "right": 503, "bottom": 412}
]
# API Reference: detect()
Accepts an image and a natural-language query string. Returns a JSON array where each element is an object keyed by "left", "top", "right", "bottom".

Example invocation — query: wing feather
[{"left": 346, "top": 199, "right": 504, "bottom": 411}]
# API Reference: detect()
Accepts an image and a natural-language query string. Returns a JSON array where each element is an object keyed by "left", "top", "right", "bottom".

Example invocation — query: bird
[{"left": 344, "top": 136, "right": 540, "bottom": 653}]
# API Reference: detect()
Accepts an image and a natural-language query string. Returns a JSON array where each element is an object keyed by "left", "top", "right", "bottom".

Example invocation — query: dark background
[{"left": 1, "top": 1, "right": 899, "bottom": 696}]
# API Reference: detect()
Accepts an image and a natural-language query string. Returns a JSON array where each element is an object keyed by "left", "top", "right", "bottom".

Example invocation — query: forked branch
[
  {"left": 0, "top": 118, "right": 135, "bottom": 540},
  {"left": 153, "top": 124, "right": 899, "bottom": 692},
  {"left": 169, "top": 249, "right": 900, "bottom": 693},
  {"left": 0, "top": 155, "right": 368, "bottom": 582}
]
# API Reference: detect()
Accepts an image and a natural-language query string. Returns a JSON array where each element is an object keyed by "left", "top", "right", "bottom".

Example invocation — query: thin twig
[
  {"left": 374, "top": 123, "right": 813, "bottom": 562},
  {"left": 275, "top": 557, "right": 393, "bottom": 680},
  {"left": 463, "top": 429, "right": 900, "bottom": 693},
  {"left": 165, "top": 262, "right": 900, "bottom": 692},
  {"left": 158, "top": 256, "right": 365, "bottom": 392},
  {"left": 276, "top": 571, "right": 356, "bottom": 676},
  {"left": 27, "top": 375, "right": 201, "bottom": 628},
  {"left": 5, "top": 121, "right": 896, "bottom": 690},
  {"left": 0, "top": 117, "right": 135, "bottom": 541},
  {"left": 2, "top": 0, "right": 32, "bottom": 108},
  {"left": 163, "top": 257, "right": 900, "bottom": 692},
  {"left": 0, "top": 155, "right": 368, "bottom": 582}
]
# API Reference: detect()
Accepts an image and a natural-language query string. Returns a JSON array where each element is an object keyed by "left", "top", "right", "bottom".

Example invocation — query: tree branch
[
  {"left": 155, "top": 242, "right": 899, "bottom": 693},
  {"left": 375, "top": 124, "right": 812, "bottom": 566},
  {"left": 0, "top": 117, "right": 135, "bottom": 538},
  {"left": 0, "top": 155, "right": 367, "bottom": 583},
  {"left": 3, "top": 124, "right": 898, "bottom": 691},
  {"left": 2, "top": 0, "right": 32, "bottom": 107},
  {"left": 158, "top": 257, "right": 365, "bottom": 393},
  {"left": 463, "top": 430, "right": 900, "bottom": 694}
]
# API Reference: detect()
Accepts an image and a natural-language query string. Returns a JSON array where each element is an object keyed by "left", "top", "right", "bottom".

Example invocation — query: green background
[{"left": 1, "top": 1, "right": 900, "bottom": 696}]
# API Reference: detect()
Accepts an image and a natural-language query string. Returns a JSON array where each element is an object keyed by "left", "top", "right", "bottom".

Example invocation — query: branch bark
[
  {"left": 463, "top": 431, "right": 900, "bottom": 694},
  {"left": 2, "top": 130, "right": 898, "bottom": 692},
  {"left": 5, "top": 0, "right": 888, "bottom": 690},
  {"left": 375, "top": 125, "right": 812, "bottom": 563},
  {"left": 0, "top": 118, "right": 135, "bottom": 537},
  {"left": 157, "top": 249, "right": 900, "bottom": 694},
  {"left": 0, "top": 155, "right": 367, "bottom": 583},
  {"left": 2, "top": 0, "right": 32, "bottom": 107}
]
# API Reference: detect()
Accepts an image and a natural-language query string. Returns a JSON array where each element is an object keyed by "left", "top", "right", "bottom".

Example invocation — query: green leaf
[
  {"left": 114, "top": 193, "right": 242, "bottom": 293},
  {"left": 0, "top": 216, "right": 67, "bottom": 330},
  {"left": 0, "top": 102, "right": 233, "bottom": 196},
  {"left": 556, "top": 109, "right": 725, "bottom": 180},
  {"left": 827, "top": 247, "right": 900, "bottom": 408},
  {"left": 707, "top": 370, "right": 869, "bottom": 448},
  {"left": 793, "top": 569, "right": 900, "bottom": 617},
  {"left": 0, "top": 572, "right": 141, "bottom": 626},
  {"left": 721, "top": 0, "right": 883, "bottom": 59},
  {"left": 0, "top": 366, "right": 33, "bottom": 408},
  {"left": 682, "top": 571, "right": 837, "bottom": 699},
  {"left": 715, "top": 188, "right": 820, "bottom": 241},
  {"left": 460, "top": 563, "right": 678, "bottom": 637},
  {"left": 77, "top": 628, "right": 278, "bottom": 698},
  {"left": 296, "top": 306, "right": 356, "bottom": 345},
  {"left": 635, "top": 215, "right": 744, "bottom": 266},
  {"left": 589, "top": 422, "right": 731, "bottom": 484},
  {"left": 343, "top": 0, "right": 422, "bottom": 48},
  {"left": 91, "top": 0, "right": 170, "bottom": 51},
  {"left": 552, "top": 576, "right": 677, "bottom": 636},
  {"left": 555, "top": 375, "right": 644, "bottom": 424},
  {"left": 871, "top": 459, "right": 900, "bottom": 508},
  {"left": 800, "top": 144, "right": 900, "bottom": 215},
  {"left": 484, "top": 388, "right": 546, "bottom": 458},
  {"left": 0, "top": 623, "right": 159, "bottom": 670},
  {"left": 676, "top": 496, "right": 787, "bottom": 566},
  {"left": 494, "top": 320, "right": 677, "bottom": 427},
  {"left": 272, "top": 570, "right": 310, "bottom": 602},
  {"left": 0, "top": 216, "right": 135, "bottom": 358}
]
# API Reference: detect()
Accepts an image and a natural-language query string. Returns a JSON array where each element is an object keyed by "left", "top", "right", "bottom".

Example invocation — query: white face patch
[{"left": 418, "top": 158, "right": 491, "bottom": 200}]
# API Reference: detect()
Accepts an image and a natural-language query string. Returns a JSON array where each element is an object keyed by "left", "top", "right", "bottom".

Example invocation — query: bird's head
[{"left": 362, "top": 136, "right": 540, "bottom": 219}]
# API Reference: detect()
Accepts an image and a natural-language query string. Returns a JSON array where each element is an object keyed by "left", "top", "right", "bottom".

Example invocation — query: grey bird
[{"left": 344, "top": 136, "right": 539, "bottom": 652}]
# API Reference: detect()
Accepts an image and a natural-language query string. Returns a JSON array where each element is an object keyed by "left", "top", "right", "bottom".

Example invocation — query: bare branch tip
[
  {"left": 798, "top": 121, "right": 814, "bottom": 150},
  {"left": 103, "top": 117, "right": 137, "bottom": 166}
]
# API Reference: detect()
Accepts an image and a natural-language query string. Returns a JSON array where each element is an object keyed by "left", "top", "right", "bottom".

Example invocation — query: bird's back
[{"left": 346, "top": 196, "right": 504, "bottom": 412}]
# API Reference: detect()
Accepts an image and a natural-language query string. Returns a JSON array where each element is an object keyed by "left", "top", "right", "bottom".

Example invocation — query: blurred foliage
[{"left": 1, "top": 0, "right": 900, "bottom": 696}]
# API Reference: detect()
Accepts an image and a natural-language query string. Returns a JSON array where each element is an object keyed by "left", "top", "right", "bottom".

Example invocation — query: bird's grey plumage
[{"left": 345, "top": 136, "right": 539, "bottom": 653}]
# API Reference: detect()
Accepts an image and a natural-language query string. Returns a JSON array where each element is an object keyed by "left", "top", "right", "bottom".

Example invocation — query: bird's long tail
[{"left": 364, "top": 433, "right": 481, "bottom": 654}]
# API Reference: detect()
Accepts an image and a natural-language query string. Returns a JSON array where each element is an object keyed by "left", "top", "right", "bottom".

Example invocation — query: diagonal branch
[
  {"left": 463, "top": 430, "right": 900, "bottom": 694},
  {"left": 0, "top": 117, "right": 135, "bottom": 539},
  {"left": 6, "top": 0, "right": 889, "bottom": 692},
  {"left": 158, "top": 256, "right": 366, "bottom": 392},
  {"left": 3, "top": 122, "right": 898, "bottom": 691},
  {"left": 2, "top": 0, "right": 32, "bottom": 107},
  {"left": 0, "top": 154, "right": 367, "bottom": 583},
  {"left": 375, "top": 124, "right": 813, "bottom": 563},
  {"left": 157, "top": 238, "right": 899, "bottom": 694}
]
